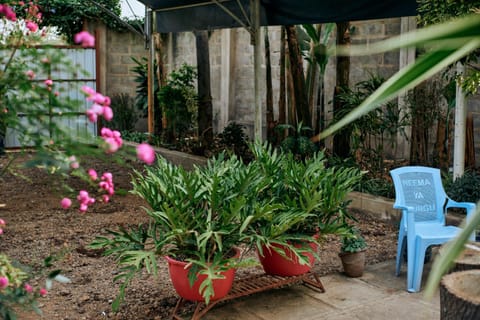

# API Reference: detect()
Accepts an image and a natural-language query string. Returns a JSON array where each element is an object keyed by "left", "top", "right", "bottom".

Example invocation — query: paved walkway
[{"left": 190, "top": 260, "right": 440, "bottom": 320}]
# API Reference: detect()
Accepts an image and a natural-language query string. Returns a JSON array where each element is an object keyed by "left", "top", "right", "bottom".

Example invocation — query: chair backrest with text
[{"left": 390, "top": 166, "right": 447, "bottom": 224}]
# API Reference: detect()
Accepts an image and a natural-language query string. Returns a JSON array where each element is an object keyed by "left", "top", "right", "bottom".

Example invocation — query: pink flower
[
  {"left": 81, "top": 85, "right": 96, "bottom": 96},
  {"left": 39, "top": 288, "right": 47, "bottom": 297},
  {"left": 41, "top": 57, "right": 49, "bottom": 64},
  {"left": 101, "top": 128, "right": 122, "bottom": 153},
  {"left": 26, "top": 20, "right": 38, "bottom": 32},
  {"left": 88, "top": 169, "right": 98, "bottom": 181},
  {"left": 26, "top": 70, "right": 35, "bottom": 80},
  {"left": 136, "top": 143, "right": 156, "bottom": 165},
  {"left": 0, "top": 277, "right": 9, "bottom": 289},
  {"left": 90, "top": 103, "right": 103, "bottom": 115},
  {"left": 69, "top": 155, "right": 79, "bottom": 169},
  {"left": 44, "top": 79, "right": 53, "bottom": 86},
  {"left": 61, "top": 198, "right": 72, "bottom": 209},
  {"left": 0, "top": 219, "right": 5, "bottom": 226},
  {"left": 0, "top": 4, "right": 17, "bottom": 21},
  {"left": 0, "top": 229, "right": 3, "bottom": 235},
  {"left": 74, "top": 31, "right": 95, "bottom": 48},
  {"left": 77, "top": 190, "right": 95, "bottom": 213},
  {"left": 102, "top": 106, "right": 113, "bottom": 121},
  {"left": 79, "top": 203, "right": 88, "bottom": 213},
  {"left": 102, "top": 195, "right": 110, "bottom": 203},
  {"left": 86, "top": 109, "right": 98, "bottom": 123},
  {"left": 92, "top": 93, "right": 107, "bottom": 105},
  {"left": 24, "top": 283, "right": 33, "bottom": 293},
  {"left": 99, "top": 172, "right": 114, "bottom": 196}
]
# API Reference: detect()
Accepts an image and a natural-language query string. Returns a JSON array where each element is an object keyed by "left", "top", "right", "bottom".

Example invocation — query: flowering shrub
[{"left": 0, "top": 0, "right": 155, "bottom": 317}]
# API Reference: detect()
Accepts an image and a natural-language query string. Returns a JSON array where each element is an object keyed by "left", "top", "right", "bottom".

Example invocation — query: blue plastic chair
[{"left": 390, "top": 166, "right": 475, "bottom": 292}]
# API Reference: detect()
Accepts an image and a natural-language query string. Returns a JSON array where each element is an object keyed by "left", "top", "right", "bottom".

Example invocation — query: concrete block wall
[
  {"left": 165, "top": 19, "right": 404, "bottom": 139},
  {"left": 105, "top": 30, "right": 147, "bottom": 98}
]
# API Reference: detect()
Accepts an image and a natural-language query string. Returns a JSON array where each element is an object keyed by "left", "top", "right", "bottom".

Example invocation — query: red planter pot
[
  {"left": 165, "top": 247, "right": 240, "bottom": 302},
  {"left": 258, "top": 239, "right": 318, "bottom": 276}
]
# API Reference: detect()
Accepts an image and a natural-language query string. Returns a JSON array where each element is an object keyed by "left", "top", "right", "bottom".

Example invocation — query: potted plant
[
  {"left": 339, "top": 228, "right": 368, "bottom": 277},
  {"left": 89, "top": 152, "right": 274, "bottom": 309},
  {"left": 248, "top": 143, "right": 363, "bottom": 276}
]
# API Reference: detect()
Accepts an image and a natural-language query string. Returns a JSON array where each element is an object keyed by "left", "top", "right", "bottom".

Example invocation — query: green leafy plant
[
  {"left": 333, "top": 73, "right": 408, "bottom": 171},
  {"left": 218, "top": 122, "right": 251, "bottom": 160},
  {"left": 444, "top": 171, "right": 480, "bottom": 204},
  {"left": 34, "top": 0, "right": 123, "bottom": 41},
  {"left": 109, "top": 93, "right": 138, "bottom": 133},
  {"left": 340, "top": 229, "right": 367, "bottom": 253},
  {"left": 157, "top": 64, "right": 198, "bottom": 143},
  {"left": 249, "top": 143, "right": 362, "bottom": 252},
  {"left": 89, "top": 151, "right": 273, "bottom": 307},
  {"left": 0, "top": 240, "right": 70, "bottom": 319},
  {"left": 277, "top": 122, "right": 317, "bottom": 159},
  {"left": 132, "top": 57, "right": 157, "bottom": 118}
]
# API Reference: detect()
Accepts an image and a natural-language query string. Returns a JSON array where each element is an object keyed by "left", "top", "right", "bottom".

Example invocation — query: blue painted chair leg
[
  {"left": 395, "top": 234, "right": 405, "bottom": 276},
  {"left": 406, "top": 238, "right": 415, "bottom": 292},
  {"left": 409, "top": 243, "right": 427, "bottom": 293}
]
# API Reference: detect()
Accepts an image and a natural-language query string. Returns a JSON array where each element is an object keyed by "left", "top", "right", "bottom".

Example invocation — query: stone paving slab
[{"left": 183, "top": 260, "right": 440, "bottom": 320}]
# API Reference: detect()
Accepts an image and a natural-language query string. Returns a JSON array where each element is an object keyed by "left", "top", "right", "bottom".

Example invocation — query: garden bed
[{"left": 0, "top": 153, "right": 397, "bottom": 319}]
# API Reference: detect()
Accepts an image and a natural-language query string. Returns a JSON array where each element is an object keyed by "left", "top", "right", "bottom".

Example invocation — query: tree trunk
[
  {"left": 154, "top": 33, "right": 167, "bottom": 136},
  {"left": 264, "top": 27, "right": 275, "bottom": 142},
  {"left": 440, "top": 270, "right": 480, "bottom": 320},
  {"left": 333, "top": 22, "right": 351, "bottom": 158},
  {"left": 285, "top": 25, "right": 310, "bottom": 127},
  {"left": 449, "top": 243, "right": 480, "bottom": 273},
  {"left": 278, "top": 26, "right": 287, "bottom": 141},
  {"left": 466, "top": 112, "right": 475, "bottom": 169},
  {"left": 286, "top": 46, "right": 296, "bottom": 126},
  {"left": 435, "top": 112, "right": 450, "bottom": 172},
  {"left": 194, "top": 30, "right": 213, "bottom": 146},
  {"left": 306, "top": 25, "right": 321, "bottom": 133}
]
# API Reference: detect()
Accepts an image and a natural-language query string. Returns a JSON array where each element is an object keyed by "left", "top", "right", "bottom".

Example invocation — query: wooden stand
[
  {"left": 440, "top": 270, "right": 480, "bottom": 320},
  {"left": 172, "top": 272, "right": 325, "bottom": 320}
]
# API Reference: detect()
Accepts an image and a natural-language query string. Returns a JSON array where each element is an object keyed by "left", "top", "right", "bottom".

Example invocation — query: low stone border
[{"left": 127, "top": 142, "right": 465, "bottom": 227}]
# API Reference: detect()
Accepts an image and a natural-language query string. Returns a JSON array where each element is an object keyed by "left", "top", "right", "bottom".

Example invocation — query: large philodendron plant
[
  {"left": 248, "top": 143, "right": 362, "bottom": 261},
  {"left": 89, "top": 151, "right": 280, "bottom": 308}
]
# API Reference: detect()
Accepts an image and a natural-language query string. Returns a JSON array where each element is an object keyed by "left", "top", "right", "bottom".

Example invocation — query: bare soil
[{"left": 0, "top": 152, "right": 397, "bottom": 320}]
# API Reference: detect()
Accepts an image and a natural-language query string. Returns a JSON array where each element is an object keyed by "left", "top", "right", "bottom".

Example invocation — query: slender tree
[
  {"left": 264, "top": 27, "right": 275, "bottom": 142},
  {"left": 285, "top": 25, "right": 310, "bottom": 127},
  {"left": 332, "top": 22, "right": 351, "bottom": 158},
  {"left": 194, "top": 30, "right": 213, "bottom": 146}
]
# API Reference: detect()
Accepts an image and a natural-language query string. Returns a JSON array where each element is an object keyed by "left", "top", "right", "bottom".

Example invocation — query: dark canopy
[{"left": 139, "top": 0, "right": 417, "bottom": 33}]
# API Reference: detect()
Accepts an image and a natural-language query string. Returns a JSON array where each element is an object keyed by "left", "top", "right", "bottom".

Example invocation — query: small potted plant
[
  {"left": 89, "top": 152, "right": 274, "bottom": 309},
  {"left": 248, "top": 143, "right": 363, "bottom": 276},
  {"left": 339, "top": 228, "right": 368, "bottom": 277}
]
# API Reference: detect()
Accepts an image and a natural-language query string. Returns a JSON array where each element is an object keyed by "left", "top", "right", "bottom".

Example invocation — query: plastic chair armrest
[{"left": 446, "top": 199, "right": 476, "bottom": 220}]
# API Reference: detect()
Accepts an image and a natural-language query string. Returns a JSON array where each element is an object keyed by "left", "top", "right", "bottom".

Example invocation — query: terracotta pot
[
  {"left": 165, "top": 247, "right": 240, "bottom": 302},
  {"left": 258, "top": 239, "right": 318, "bottom": 276},
  {"left": 339, "top": 250, "right": 366, "bottom": 277}
]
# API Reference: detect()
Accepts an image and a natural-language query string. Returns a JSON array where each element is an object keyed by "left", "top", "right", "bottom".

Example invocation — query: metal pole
[
  {"left": 453, "top": 62, "right": 466, "bottom": 180},
  {"left": 252, "top": 0, "right": 262, "bottom": 141}
]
